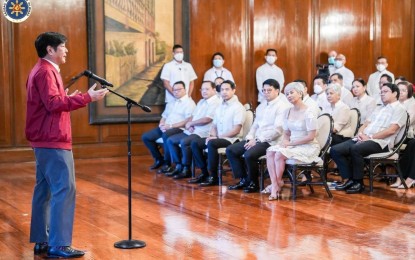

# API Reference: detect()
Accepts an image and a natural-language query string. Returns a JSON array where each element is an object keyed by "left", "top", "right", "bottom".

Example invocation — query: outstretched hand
[{"left": 88, "top": 83, "right": 109, "bottom": 101}]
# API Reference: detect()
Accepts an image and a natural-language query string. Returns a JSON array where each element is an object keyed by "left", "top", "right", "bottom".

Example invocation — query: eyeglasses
[
  {"left": 173, "top": 88, "right": 185, "bottom": 92},
  {"left": 262, "top": 88, "right": 274, "bottom": 93}
]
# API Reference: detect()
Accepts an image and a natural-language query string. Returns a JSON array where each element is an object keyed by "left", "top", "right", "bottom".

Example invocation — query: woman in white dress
[{"left": 266, "top": 82, "right": 321, "bottom": 200}]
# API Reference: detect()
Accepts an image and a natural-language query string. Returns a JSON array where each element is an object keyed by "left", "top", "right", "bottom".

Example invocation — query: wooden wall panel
[{"left": 0, "top": 18, "right": 12, "bottom": 147}]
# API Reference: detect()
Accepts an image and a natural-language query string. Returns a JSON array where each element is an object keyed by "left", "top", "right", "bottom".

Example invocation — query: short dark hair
[
  {"left": 35, "top": 32, "right": 67, "bottom": 58},
  {"left": 313, "top": 74, "right": 328, "bottom": 84},
  {"left": 397, "top": 81, "right": 414, "bottom": 99},
  {"left": 172, "top": 44, "right": 183, "bottom": 51},
  {"left": 382, "top": 83, "right": 400, "bottom": 99},
  {"left": 211, "top": 52, "right": 224, "bottom": 60},
  {"left": 221, "top": 80, "right": 236, "bottom": 90},
  {"left": 330, "top": 73, "right": 343, "bottom": 81},
  {"left": 395, "top": 76, "right": 407, "bottom": 82},
  {"left": 377, "top": 55, "right": 387, "bottom": 61},
  {"left": 173, "top": 81, "right": 185, "bottom": 89},
  {"left": 352, "top": 78, "right": 366, "bottom": 87},
  {"left": 294, "top": 79, "right": 307, "bottom": 89},
  {"left": 266, "top": 48, "right": 277, "bottom": 55},
  {"left": 263, "top": 79, "right": 280, "bottom": 90},
  {"left": 380, "top": 74, "right": 393, "bottom": 83},
  {"left": 202, "top": 81, "right": 216, "bottom": 89}
]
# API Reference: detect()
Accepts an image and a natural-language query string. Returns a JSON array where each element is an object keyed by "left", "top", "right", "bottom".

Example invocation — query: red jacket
[{"left": 25, "top": 59, "right": 92, "bottom": 149}]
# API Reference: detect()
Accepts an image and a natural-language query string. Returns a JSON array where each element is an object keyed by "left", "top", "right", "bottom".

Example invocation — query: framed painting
[{"left": 87, "top": 0, "right": 189, "bottom": 124}]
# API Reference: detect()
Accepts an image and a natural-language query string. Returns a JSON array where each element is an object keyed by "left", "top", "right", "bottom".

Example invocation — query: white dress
[{"left": 267, "top": 108, "right": 321, "bottom": 163}]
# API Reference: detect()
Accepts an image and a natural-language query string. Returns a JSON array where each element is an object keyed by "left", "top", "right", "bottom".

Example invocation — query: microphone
[
  {"left": 140, "top": 104, "right": 152, "bottom": 112},
  {"left": 83, "top": 70, "right": 113, "bottom": 87}
]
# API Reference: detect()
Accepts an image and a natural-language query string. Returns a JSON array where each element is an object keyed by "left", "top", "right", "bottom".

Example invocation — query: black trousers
[
  {"left": 330, "top": 139, "right": 388, "bottom": 180},
  {"left": 400, "top": 138, "right": 415, "bottom": 179},
  {"left": 226, "top": 141, "right": 270, "bottom": 184}
]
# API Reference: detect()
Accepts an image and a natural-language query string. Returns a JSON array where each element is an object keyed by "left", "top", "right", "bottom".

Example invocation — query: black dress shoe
[
  {"left": 149, "top": 160, "right": 164, "bottom": 170},
  {"left": 34, "top": 242, "right": 48, "bottom": 255},
  {"left": 228, "top": 180, "right": 247, "bottom": 190},
  {"left": 346, "top": 182, "right": 365, "bottom": 194},
  {"left": 157, "top": 165, "right": 173, "bottom": 174},
  {"left": 188, "top": 174, "right": 207, "bottom": 184},
  {"left": 165, "top": 168, "right": 181, "bottom": 177},
  {"left": 243, "top": 182, "right": 259, "bottom": 193},
  {"left": 199, "top": 176, "right": 218, "bottom": 186},
  {"left": 335, "top": 179, "right": 354, "bottom": 191},
  {"left": 173, "top": 169, "right": 192, "bottom": 179},
  {"left": 47, "top": 246, "right": 85, "bottom": 258}
]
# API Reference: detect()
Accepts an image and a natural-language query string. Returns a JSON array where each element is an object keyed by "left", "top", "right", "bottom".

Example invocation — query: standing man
[
  {"left": 226, "top": 79, "right": 290, "bottom": 192},
  {"left": 142, "top": 81, "right": 196, "bottom": 172},
  {"left": 332, "top": 54, "right": 354, "bottom": 91},
  {"left": 328, "top": 50, "right": 338, "bottom": 75},
  {"left": 203, "top": 52, "right": 234, "bottom": 82},
  {"left": 367, "top": 56, "right": 395, "bottom": 100},
  {"left": 26, "top": 32, "right": 108, "bottom": 258},
  {"left": 165, "top": 81, "right": 221, "bottom": 179},
  {"left": 191, "top": 80, "right": 246, "bottom": 186},
  {"left": 161, "top": 44, "right": 197, "bottom": 103},
  {"left": 256, "top": 48, "right": 285, "bottom": 103}
]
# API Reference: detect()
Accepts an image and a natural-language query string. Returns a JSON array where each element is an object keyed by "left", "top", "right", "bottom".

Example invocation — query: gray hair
[
  {"left": 284, "top": 82, "right": 304, "bottom": 97},
  {"left": 325, "top": 83, "right": 342, "bottom": 96}
]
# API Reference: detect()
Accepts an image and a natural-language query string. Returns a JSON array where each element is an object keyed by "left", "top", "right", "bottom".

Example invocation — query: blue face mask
[
  {"left": 328, "top": 57, "right": 335, "bottom": 65},
  {"left": 334, "top": 60, "right": 343, "bottom": 69},
  {"left": 213, "top": 59, "right": 223, "bottom": 68}
]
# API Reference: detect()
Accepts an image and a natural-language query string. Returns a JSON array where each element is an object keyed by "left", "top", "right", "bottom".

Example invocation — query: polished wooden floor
[{"left": 1, "top": 156, "right": 415, "bottom": 259}]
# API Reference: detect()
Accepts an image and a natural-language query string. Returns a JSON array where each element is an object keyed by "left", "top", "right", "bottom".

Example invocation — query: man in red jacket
[{"left": 26, "top": 32, "right": 108, "bottom": 258}]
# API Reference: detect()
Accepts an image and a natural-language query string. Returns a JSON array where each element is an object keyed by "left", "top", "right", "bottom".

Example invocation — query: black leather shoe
[
  {"left": 173, "top": 169, "right": 192, "bottom": 179},
  {"left": 150, "top": 160, "right": 164, "bottom": 170},
  {"left": 199, "top": 176, "right": 219, "bottom": 186},
  {"left": 188, "top": 174, "right": 207, "bottom": 184},
  {"left": 346, "top": 182, "right": 365, "bottom": 194},
  {"left": 157, "top": 165, "right": 173, "bottom": 174},
  {"left": 47, "top": 246, "right": 85, "bottom": 258},
  {"left": 335, "top": 179, "right": 354, "bottom": 191},
  {"left": 165, "top": 168, "right": 181, "bottom": 177},
  {"left": 243, "top": 182, "right": 259, "bottom": 193},
  {"left": 228, "top": 180, "right": 247, "bottom": 190},
  {"left": 34, "top": 242, "right": 48, "bottom": 255}
]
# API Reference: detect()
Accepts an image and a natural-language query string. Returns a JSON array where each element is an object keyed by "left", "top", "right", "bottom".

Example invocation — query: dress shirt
[
  {"left": 402, "top": 97, "right": 415, "bottom": 138},
  {"left": 349, "top": 94, "right": 377, "bottom": 124},
  {"left": 160, "top": 60, "right": 198, "bottom": 103},
  {"left": 364, "top": 101, "right": 407, "bottom": 149},
  {"left": 366, "top": 69, "right": 394, "bottom": 100},
  {"left": 256, "top": 63, "right": 285, "bottom": 102},
  {"left": 333, "top": 66, "right": 354, "bottom": 90},
  {"left": 303, "top": 94, "right": 320, "bottom": 117},
  {"left": 311, "top": 92, "right": 330, "bottom": 109},
  {"left": 161, "top": 95, "right": 196, "bottom": 126},
  {"left": 184, "top": 95, "right": 221, "bottom": 137},
  {"left": 203, "top": 67, "right": 234, "bottom": 82},
  {"left": 245, "top": 95, "right": 291, "bottom": 145},
  {"left": 213, "top": 95, "right": 246, "bottom": 142},
  {"left": 340, "top": 87, "right": 354, "bottom": 107},
  {"left": 42, "top": 58, "right": 60, "bottom": 72},
  {"left": 322, "top": 100, "right": 353, "bottom": 137}
]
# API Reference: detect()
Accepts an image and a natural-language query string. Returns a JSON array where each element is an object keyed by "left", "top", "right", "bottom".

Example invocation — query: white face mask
[
  {"left": 174, "top": 53, "right": 184, "bottom": 62},
  {"left": 334, "top": 60, "right": 343, "bottom": 69},
  {"left": 376, "top": 64, "right": 386, "bottom": 72},
  {"left": 213, "top": 59, "right": 223, "bottom": 68},
  {"left": 265, "top": 56, "right": 276, "bottom": 64},
  {"left": 314, "top": 84, "right": 323, "bottom": 94}
]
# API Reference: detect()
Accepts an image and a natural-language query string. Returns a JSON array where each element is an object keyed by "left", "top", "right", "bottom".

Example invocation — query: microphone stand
[{"left": 102, "top": 86, "right": 148, "bottom": 249}]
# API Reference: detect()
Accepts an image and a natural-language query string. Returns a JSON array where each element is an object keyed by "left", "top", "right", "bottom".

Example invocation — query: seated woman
[
  {"left": 265, "top": 82, "right": 320, "bottom": 200},
  {"left": 349, "top": 78, "right": 377, "bottom": 124},
  {"left": 390, "top": 81, "right": 415, "bottom": 188},
  {"left": 321, "top": 83, "right": 353, "bottom": 145}
]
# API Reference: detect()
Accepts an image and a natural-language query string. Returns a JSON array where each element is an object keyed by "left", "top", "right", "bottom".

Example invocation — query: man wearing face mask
[
  {"left": 332, "top": 54, "right": 354, "bottom": 91},
  {"left": 311, "top": 75, "right": 330, "bottom": 109},
  {"left": 256, "top": 48, "right": 285, "bottom": 103},
  {"left": 203, "top": 52, "right": 234, "bottom": 82},
  {"left": 328, "top": 50, "right": 338, "bottom": 75},
  {"left": 161, "top": 44, "right": 198, "bottom": 103},
  {"left": 367, "top": 56, "right": 395, "bottom": 99}
]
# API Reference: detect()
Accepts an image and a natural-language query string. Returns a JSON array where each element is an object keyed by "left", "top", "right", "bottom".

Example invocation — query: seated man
[
  {"left": 165, "top": 81, "right": 221, "bottom": 179},
  {"left": 330, "top": 83, "right": 407, "bottom": 194},
  {"left": 226, "top": 79, "right": 290, "bottom": 193},
  {"left": 190, "top": 80, "right": 246, "bottom": 186},
  {"left": 142, "top": 81, "right": 195, "bottom": 171},
  {"left": 329, "top": 73, "right": 354, "bottom": 107}
]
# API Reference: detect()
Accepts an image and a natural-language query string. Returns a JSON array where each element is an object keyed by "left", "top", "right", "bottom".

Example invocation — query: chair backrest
[
  {"left": 349, "top": 108, "right": 361, "bottom": 136},
  {"left": 242, "top": 109, "right": 254, "bottom": 139},
  {"left": 392, "top": 112, "right": 410, "bottom": 150},
  {"left": 243, "top": 102, "right": 252, "bottom": 111},
  {"left": 316, "top": 113, "right": 333, "bottom": 157}
]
